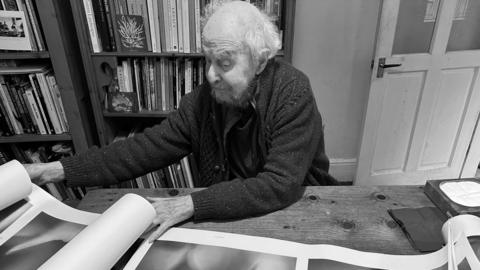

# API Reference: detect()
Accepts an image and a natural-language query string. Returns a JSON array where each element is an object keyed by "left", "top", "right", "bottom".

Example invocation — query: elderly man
[{"left": 25, "top": 0, "right": 335, "bottom": 241}]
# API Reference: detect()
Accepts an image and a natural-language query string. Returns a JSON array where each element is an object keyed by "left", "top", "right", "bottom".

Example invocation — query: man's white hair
[{"left": 201, "top": 0, "right": 282, "bottom": 62}]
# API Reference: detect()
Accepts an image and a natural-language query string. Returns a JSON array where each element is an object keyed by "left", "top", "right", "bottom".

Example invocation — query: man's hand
[
  {"left": 23, "top": 161, "right": 65, "bottom": 186},
  {"left": 146, "top": 195, "right": 194, "bottom": 243}
]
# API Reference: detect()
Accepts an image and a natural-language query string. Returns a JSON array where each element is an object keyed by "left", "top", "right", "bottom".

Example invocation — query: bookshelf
[
  {"left": 0, "top": 0, "right": 97, "bottom": 199},
  {"left": 68, "top": 0, "right": 296, "bottom": 188},
  {"left": 0, "top": 0, "right": 98, "bottom": 201},
  {"left": 0, "top": 0, "right": 96, "bottom": 151},
  {"left": 70, "top": 0, "right": 295, "bottom": 146}
]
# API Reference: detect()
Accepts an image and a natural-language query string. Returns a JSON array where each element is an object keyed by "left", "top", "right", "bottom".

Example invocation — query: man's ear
[{"left": 255, "top": 49, "right": 270, "bottom": 75}]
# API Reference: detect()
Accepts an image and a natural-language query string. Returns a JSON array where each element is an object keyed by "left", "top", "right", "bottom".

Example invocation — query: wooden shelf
[
  {"left": 92, "top": 51, "right": 286, "bottom": 58},
  {"left": 0, "top": 51, "right": 50, "bottom": 60},
  {"left": 92, "top": 52, "right": 204, "bottom": 58},
  {"left": 103, "top": 110, "right": 173, "bottom": 118},
  {"left": 0, "top": 134, "right": 72, "bottom": 144}
]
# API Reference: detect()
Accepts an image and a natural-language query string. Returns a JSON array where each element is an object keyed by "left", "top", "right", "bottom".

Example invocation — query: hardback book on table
[{"left": 1, "top": 160, "right": 480, "bottom": 270}]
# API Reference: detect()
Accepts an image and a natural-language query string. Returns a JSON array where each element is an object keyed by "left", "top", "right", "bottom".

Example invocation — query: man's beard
[{"left": 210, "top": 79, "right": 257, "bottom": 108}]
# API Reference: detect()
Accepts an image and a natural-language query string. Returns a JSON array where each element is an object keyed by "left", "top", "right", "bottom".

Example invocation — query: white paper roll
[
  {"left": 39, "top": 193, "right": 156, "bottom": 270},
  {"left": 0, "top": 160, "right": 32, "bottom": 211}
]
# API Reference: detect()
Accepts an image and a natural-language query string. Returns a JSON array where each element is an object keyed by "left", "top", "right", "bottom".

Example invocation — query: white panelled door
[{"left": 356, "top": 0, "right": 480, "bottom": 185}]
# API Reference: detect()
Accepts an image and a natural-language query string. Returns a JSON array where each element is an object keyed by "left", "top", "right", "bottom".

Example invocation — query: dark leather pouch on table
[{"left": 388, "top": 207, "right": 448, "bottom": 252}]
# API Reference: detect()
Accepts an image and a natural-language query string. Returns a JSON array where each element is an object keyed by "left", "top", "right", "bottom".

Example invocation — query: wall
[{"left": 292, "top": 0, "right": 380, "bottom": 181}]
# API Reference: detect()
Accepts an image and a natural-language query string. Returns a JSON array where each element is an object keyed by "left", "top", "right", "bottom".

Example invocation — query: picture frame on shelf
[
  {"left": 107, "top": 92, "right": 139, "bottom": 113},
  {"left": 0, "top": 10, "right": 32, "bottom": 51}
]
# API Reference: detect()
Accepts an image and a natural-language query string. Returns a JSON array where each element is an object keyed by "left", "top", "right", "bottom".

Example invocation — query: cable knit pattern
[{"left": 60, "top": 59, "right": 336, "bottom": 221}]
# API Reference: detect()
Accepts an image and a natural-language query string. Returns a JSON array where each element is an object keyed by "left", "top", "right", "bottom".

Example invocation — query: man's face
[
  {"left": 202, "top": 9, "right": 258, "bottom": 107},
  {"left": 203, "top": 43, "right": 257, "bottom": 107}
]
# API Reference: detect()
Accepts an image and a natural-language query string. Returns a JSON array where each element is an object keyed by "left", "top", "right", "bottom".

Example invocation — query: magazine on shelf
[{"left": 1, "top": 160, "right": 480, "bottom": 270}]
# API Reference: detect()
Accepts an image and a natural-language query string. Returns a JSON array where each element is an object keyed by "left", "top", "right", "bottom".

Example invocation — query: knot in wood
[
  {"left": 168, "top": 189, "right": 179, "bottom": 196},
  {"left": 386, "top": 220, "right": 398, "bottom": 228},
  {"left": 371, "top": 192, "right": 388, "bottom": 201},
  {"left": 341, "top": 220, "right": 356, "bottom": 230},
  {"left": 308, "top": 195, "right": 318, "bottom": 201}
]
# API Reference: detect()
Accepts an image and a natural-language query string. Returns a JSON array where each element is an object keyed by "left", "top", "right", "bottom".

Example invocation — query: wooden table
[{"left": 76, "top": 186, "right": 436, "bottom": 255}]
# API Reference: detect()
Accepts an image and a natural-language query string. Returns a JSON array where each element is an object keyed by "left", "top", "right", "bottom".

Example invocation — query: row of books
[
  {"left": 83, "top": 0, "right": 283, "bottom": 53},
  {"left": 0, "top": 0, "right": 46, "bottom": 51},
  {"left": 107, "top": 57, "right": 205, "bottom": 112},
  {"left": 113, "top": 125, "right": 198, "bottom": 189},
  {"left": 0, "top": 142, "right": 86, "bottom": 201},
  {"left": 83, "top": 0, "right": 202, "bottom": 53},
  {"left": 0, "top": 65, "right": 68, "bottom": 136}
]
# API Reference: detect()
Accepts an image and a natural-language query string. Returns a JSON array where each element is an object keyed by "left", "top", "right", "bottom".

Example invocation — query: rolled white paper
[
  {"left": 39, "top": 193, "right": 156, "bottom": 270},
  {"left": 0, "top": 160, "right": 32, "bottom": 211}
]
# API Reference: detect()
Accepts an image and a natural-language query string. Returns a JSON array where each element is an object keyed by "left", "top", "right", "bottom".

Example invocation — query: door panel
[
  {"left": 420, "top": 68, "right": 474, "bottom": 169},
  {"left": 371, "top": 72, "right": 424, "bottom": 174}
]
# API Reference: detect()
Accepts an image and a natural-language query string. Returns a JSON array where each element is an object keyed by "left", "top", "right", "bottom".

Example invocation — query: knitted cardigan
[{"left": 60, "top": 59, "right": 334, "bottom": 221}]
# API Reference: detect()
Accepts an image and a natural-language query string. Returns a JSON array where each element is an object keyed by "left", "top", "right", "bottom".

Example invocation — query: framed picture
[
  {"left": 107, "top": 92, "right": 139, "bottom": 113},
  {"left": 0, "top": 10, "right": 32, "bottom": 51},
  {"left": 115, "top": 15, "right": 147, "bottom": 52}
]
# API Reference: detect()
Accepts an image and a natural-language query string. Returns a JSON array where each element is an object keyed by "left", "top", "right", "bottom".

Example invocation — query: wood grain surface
[{"left": 76, "top": 186, "right": 436, "bottom": 255}]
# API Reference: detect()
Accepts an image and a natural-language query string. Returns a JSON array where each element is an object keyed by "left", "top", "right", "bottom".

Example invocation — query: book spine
[
  {"left": 146, "top": 0, "right": 159, "bottom": 52},
  {"left": 24, "top": 0, "right": 46, "bottom": 50},
  {"left": 92, "top": 0, "right": 112, "bottom": 51},
  {"left": 168, "top": 60, "right": 174, "bottom": 110},
  {"left": 175, "top": 0, "right": 184, "bottom": 53},
  {"left": 28, "top": 74, "right": 52, "bottom": 134},
  {"left": 5, "top": 79, "right": 30, "bottom": 133},
  {"left": 108, "top": 0, "right": 122, "bottom": 51},
  {"left": 188, "top": 0, "right": 196, "bottom": 53},
  {"left": 157, "top": 0, "right": 167, "bottom": 52},
  {"left": 36, "top": 72, "right": 62, "bottom": 134},
  {"left": 0, "top": 77, "right": 23, "bottom": 134},
  {"left": 162, "top": 0, "right": 171, "bottom": 52},
  {"left": 168, "top": 0, "right": 178, "bottom": 51},
  {"left": 122, "top": 60, "right": 133, "bottom": 92},
  {"left": 194, "top": 0, "right": 201, "bottom": 53},
  {"left": 148, "top": 58, "right": 154, "bottom": 110},
  {"left": 45, "top": 74, "right": 68, "bottom": 132},
  {"left": 15, "top": 82, "right": 36, "bottom": 133},
  {"left": 17, "top": 0, "right": 38, "bottom": 51},
  {"left": 101, "top": 0, "right": 117, "bottom": 51},
  {"left": 116, "top": 65, "right": 126, "bottom": 92},
  {"left": 0, "top": 91, "right": 14, "bottom": 136},
  {"left": 160, "top": 58, "right": 166, "bottom": 111},
  {"left": 37, "top": 73, "right": 62, "bottom": 134},
  {"left": 24, "top": 88, "right": 47, "bottom": 134},
  {"left": 182, "top": 0, "right": 190, "bottom": 53},
  {"left": 185, "top": 59, "right": 192, "bottom": 94},
  {"left": 82, "top": 0, "right": 103, "bottom": 52},
  {"left": 133, "top": 58, "right": 142, "bottom": 110},
  {"left": 20, "top": 89, "right": 39, "bottom": 134}
]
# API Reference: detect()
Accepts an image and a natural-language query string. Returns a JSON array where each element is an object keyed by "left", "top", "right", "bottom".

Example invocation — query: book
[
  {"left": 82, "top": 0, "right": 102, "bottom": 52},
  {"left": 2, "top": 160, "right": 480, "bottom": 269}
]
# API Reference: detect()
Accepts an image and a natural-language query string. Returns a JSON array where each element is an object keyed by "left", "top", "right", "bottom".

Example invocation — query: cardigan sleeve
[
  {"left": 190, "top": 77, "right": 322, "bottom": 220},
  {"left": 60, "top": 93, "right": 196, "bottom": 187}
]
